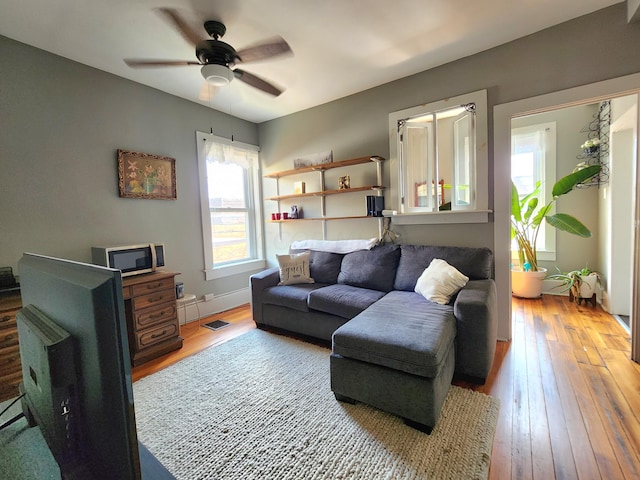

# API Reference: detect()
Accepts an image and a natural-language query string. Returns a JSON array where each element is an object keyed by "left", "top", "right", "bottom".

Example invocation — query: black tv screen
[{"left": 18, "top": 253, "right": 141, "bottom": 479}]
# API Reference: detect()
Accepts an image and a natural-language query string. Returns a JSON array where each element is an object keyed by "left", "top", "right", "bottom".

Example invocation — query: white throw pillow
[
  {"left": 276, "top": 252, "right": 315, "bottom": 285},
  {"left": 414, "top": 258, "right": 469, "bottom": 305}
]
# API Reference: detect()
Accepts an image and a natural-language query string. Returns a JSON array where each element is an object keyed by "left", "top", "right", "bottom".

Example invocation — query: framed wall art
[{"left": 117, "top": 149, "right": 177, "bottom": 200}]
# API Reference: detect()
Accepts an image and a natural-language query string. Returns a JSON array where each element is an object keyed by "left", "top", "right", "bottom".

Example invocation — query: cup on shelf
[
  {"left": 271, "top": 213, "right": 277, "bottom": 221},
  {"left": 283, "top": 212, "right": 289, "bottom": 219},
  {"left": 276, "top": 212, "right": 282, "bottom": 220}
]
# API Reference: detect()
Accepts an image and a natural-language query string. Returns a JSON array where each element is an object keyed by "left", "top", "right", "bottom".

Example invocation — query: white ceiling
[{"left": 0, "top": 0, "right": 622, "bottom": 123}]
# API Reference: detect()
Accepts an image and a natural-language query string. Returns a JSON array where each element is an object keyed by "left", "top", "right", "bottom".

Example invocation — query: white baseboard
[{"left": 178, "top": 287, "right": 251, "bottom": 324}]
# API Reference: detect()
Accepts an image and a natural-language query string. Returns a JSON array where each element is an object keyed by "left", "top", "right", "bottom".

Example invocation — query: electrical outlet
[{"left": 203, "top": 293, "right": 214, "bottom": 302}]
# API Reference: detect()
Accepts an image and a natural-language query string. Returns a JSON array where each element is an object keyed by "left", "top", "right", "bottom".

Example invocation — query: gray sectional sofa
[{"left": 250, "top": 243, "right": 498, "bottom": 432}]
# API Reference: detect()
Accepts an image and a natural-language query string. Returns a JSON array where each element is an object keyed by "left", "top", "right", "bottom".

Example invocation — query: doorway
[
  {"left": 509, "top": 98, "right": 636, "bottom": 325},
  {"left": 494, "top": 72, "right": 640, "bottom": 363}
]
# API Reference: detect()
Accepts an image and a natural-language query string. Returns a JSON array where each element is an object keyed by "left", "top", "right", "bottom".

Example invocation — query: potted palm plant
[{"left": 511, "top": 164, "right": 600, "bottom": 298}]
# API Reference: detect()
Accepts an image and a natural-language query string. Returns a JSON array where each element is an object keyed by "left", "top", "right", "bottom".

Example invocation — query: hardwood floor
[
  {"left": 132, "top": 295, "right": 640, "bottom": 479},
  {"left": 476, "top": 295, "right": 640, "bottom": 480}
]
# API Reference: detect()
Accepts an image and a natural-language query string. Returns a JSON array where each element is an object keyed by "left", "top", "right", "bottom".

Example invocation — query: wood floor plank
[
  {"left": 486, "top": 340, "right": 514, "bottom": 480},
  {"left": 547, "top": 340, "right": 602, "bottom": 479},
  {"left": 511, "top": 300, "right": 534, "bottom": 479},
  {"left": 535, "top": 316, "right": 579, "bottom": 479},
  {"left": 523, "top": 302, "right": 555, "bottom": 480}
]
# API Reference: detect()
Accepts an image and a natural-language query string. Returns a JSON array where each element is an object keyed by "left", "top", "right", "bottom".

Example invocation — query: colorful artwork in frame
[{"left": 117, "top": 150, "right": 177, "bottom": 200}]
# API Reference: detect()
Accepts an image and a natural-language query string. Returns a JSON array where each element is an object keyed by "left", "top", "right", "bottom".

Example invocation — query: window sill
[
  {"left": 204, "top": 259, "right": 266, "bottom": 280},
  {"left": 385, "top": 210, "right": 492, "bottom": 225}
]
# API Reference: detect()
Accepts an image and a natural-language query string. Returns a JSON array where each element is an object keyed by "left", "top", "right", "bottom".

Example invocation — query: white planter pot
[
  {"left": 578, "top": 273, "right": 598, "bottom": 299},
  {"left": 511, "top": 267, "right": 548, "bottom": 298}
]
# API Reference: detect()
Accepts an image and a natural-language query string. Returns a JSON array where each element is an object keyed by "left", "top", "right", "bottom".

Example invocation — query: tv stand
[{"left": 122, "top": 272, "right": 183, "bottom": 366}]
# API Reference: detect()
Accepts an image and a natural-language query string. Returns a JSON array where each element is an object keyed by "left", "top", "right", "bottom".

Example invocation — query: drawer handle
[
  {"left": 148, "top": 295, "right": 164, "bottom": 303},
  {"left": 148, "top": 310, "right": 168, "bottom": 320},
  {"left": 146, "top": 282, "right": 163, "bottom": 290},
  {"left": 150, "top": 330, "right": 167, "bottom": 339},
  {"left": 1, "top": 315, "right": 11, "bottom": 323}
]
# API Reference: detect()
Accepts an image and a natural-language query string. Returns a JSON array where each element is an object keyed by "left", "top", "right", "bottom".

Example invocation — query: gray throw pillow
[
  {"left": 338, "top": 244, "right": 400, "bottom": 292},
  {"left": 290, "top": 249, "right": 344, "bottom": 284}
]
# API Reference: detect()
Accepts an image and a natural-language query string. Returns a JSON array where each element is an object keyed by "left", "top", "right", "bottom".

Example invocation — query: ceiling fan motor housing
[{"left": 196, "top": 40, "right": 238, "bottom": 66}]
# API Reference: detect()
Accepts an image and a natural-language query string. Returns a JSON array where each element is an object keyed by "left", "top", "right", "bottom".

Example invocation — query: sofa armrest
[
  {"left": 250, "top": 268, "right": 280, "bottom": 324},
  {"left": 453, "top": 279, "right": 498, "bottom": 382}
]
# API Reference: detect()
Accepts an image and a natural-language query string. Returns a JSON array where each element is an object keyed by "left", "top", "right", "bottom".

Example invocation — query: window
[
  {"left": 197, "top": 132, "right": 265, "bottom": 280},
  {"left": 388, "top": 90, "right": 489, "bottom": 224},
  {"left": 397, "top": 106, "right": 476, "bottom": 212},
  {"left": 511, "top": 122, "right": 557, "bottom": 258}
]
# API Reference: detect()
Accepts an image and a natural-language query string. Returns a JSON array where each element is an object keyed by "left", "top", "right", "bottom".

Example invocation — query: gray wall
[
  {"left": 0, "top": 36, "right": 259, "bottom": 300},
  {"left": 259, "top": 3, "right": 640, "bottom": 269}
]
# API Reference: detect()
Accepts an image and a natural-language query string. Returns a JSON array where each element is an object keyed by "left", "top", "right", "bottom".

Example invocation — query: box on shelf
[{"left": 294, "top": 181, "right": 306, "bottom": 194}]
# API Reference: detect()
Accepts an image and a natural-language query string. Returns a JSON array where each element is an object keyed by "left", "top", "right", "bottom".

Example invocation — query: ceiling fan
[{"left": 124, "top": 8, "right": 292, "bottom": 97}]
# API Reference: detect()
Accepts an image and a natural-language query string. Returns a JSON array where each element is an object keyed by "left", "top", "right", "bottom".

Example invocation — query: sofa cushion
[
  {"left": 394, "top": 245, "right": 493, "bottom": 291},
  {"left": 262, "top": 284, "right": 328, "bottom": 312},
  {"left": 310, "top": 251, "right": 345, "bottom": 284},
  {"left": 308, "top": 284, "right": 386, "bottom": 319},
  {"left": 332, "top": 291, "right": 456, "bottom": 378},
  {"left": 290, "top": 250, "right": 345, "bottom": 284},
  {"left": 414, "top": 259, "right": 469, "bottom": 305},
  {"left": 338, "top": 244, "right": 400, "bottom": 292}
]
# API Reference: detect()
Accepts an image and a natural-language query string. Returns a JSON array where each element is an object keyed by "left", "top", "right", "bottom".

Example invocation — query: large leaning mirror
[{"left": 389, "top": 90, "right": 489, "bottom": 222}]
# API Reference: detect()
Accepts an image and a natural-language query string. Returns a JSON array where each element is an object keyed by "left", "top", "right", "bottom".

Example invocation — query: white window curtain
[{"left": 203, "top": 140, "right": 254, "bottom": 170}]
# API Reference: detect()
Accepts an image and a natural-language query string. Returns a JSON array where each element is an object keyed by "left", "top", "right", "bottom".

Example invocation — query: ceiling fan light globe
[{"left": 201, "top": 64, "right": 233, "bottom": 86}]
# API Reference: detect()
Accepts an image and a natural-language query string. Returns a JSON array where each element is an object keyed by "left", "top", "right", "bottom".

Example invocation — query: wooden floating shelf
[
  {"left": 269, "top": 215, "right": 379, "bottom": 223},
  {"left": 264, "top": 156, "right": 384, "bottom": 179},
  {"left": 266, "top": 185, "right": 384, "bottom": 201}
]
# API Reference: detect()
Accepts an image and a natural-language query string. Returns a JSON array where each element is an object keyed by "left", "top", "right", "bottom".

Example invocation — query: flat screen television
[{"left": 17, "top": 253, "right": 174, "bottom": 479}]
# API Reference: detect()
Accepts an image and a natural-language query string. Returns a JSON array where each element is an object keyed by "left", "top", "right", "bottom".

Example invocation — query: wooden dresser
[
  {"left": 122, "top": 271, "right": 183, "bottom": 366},
  {"left": 0, "top": 293, "right": 22, "bottom": 402}
]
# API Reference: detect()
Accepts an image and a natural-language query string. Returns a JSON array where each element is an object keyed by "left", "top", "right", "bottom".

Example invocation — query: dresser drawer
[
  {"left": 0, "top": 310, "right": 17, "bottom": 331},
  {"left": 135, "top": 321, "right": 178, "bottom": 350},
  {"left": 0, "top": 326, "right": 18, "bottom": 350},
  {"left": 134, "top": 302, "right": 177, "bottom": 330},
  {"left": 130, "top": 278, "right": 175, "bottom": 297},
  {"left": 132, "top": 288, "right": 176, "bottom": 311}
]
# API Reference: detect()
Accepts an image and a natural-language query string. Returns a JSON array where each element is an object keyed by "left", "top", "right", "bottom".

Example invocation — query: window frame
[
  {"left": 510, "top": 121, "right": 557, "bottom": 261},
  {"left": 196, "top": 131, "right": 265, "bottom": 280},
  {"left": 388, "top": 89, "right": 489, "bottom": 225}
]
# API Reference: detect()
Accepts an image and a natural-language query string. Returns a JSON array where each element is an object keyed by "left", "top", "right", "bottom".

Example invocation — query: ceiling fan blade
[
  {"left": 233, "top": 69, "right": 283, "bottom": 96},
  {"left": 157, "top": 7, "right": 203, "bottom": 47},
  {"left": 124, "top": 59, "right": 201, "bottom": 68},
  {"left": 235, "top": 37, "right": 292, "bottom": 63}
]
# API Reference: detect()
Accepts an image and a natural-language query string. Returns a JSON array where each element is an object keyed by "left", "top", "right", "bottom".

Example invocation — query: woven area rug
[{"left": 133, "top": 329, "right": 499, "bottom": 480}]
